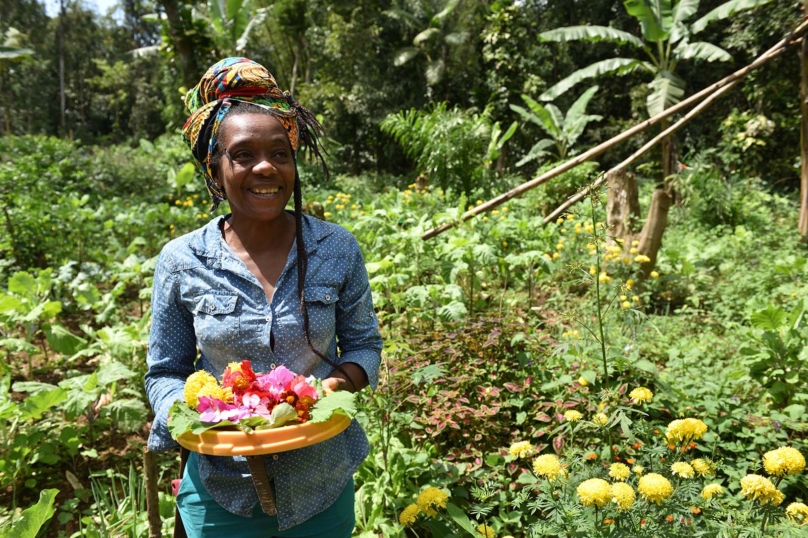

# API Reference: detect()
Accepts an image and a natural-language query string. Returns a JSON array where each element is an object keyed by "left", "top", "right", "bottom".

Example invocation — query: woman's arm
[
  {"left": 144, "top": 250, "right": 197, "bottom": 451},
  {"left": 322, "top": 235, "right": 382, "bottom": 393}
]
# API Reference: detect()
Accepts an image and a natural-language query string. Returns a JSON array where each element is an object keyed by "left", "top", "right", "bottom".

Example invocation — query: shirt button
[
  {"left": 270, "top": 363, "right": 276, "bottom": 369},
  {"left": 325, "top": 294, "right": 331, "bottom": 301},
  {"left": 265, "top": 316, "right": 271, "bottom": 322},
  {"left": 272, "top": 455, "right": 279, "bottom": 460}
]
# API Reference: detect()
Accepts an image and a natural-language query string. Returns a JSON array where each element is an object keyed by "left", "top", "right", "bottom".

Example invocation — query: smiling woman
[{"left": 144, "top": 57, "right": 382, "bottom": 538}]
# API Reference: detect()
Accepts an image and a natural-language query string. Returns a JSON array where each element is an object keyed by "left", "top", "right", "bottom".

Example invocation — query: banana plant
[
  {"left": 538, "top": 0, "right": 774, "bottom": 118},
  {"left": 509, "top": 85, "right": 602, "bottom": 166}
]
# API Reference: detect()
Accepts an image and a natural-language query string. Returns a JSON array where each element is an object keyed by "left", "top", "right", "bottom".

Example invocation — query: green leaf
[
  {"left": 105, "top": 398, "right": 148, "bottom": 432},
  {"left": 691, "top": 0, "right": 774, "bottom": 34},
  {"left": 564, "top": 85, "right": 600, "bottom": 126},
  {"left": 431, "top": 0, "right": 460, "bottom": 24},
  {"left": 97, "top": 361, "right": 137, "bottom": 386},
  {"left": 581, "top": 370, "right": 598, "bottom": 385},
  {"left": 624, "top": 0, "right": 673, "bottom": 42},
  {"left": 258, "top": 402, "right": 298, "bottom": 429},
  {"left": 0, "top": 293, "right": 24, "bottom": 313},
  {"left": 44, "top": 324, "right": 87, "bottom": 356},
  {"left": 750, "top": 306, "right": 787, "bottom": 331},
  {"left": 18, "top": 388, "right": 66, "bottom": 421},
  {"left": 445, "top": 503, "right": 477, "bottom": 535},
  {"left": 672, "top": 0, "right": 700, "bottom": 25},
  {"left": 647, "top": 70, "right": 685, "bottom": 117},
  {"left": 413, "top": 27, "right": 440, "bottom": 46},
  {"left": 515, "top": 139, "right": 555, "bottom": 167},
  {"left": 0, "top": 489, "right": 58, "bottom": 538},
  {"left": 674, "top": 41, "right": 732, "bottom": 62},
  {"left": 174, "top": 163, "right": 197, "bottom": 190},
  {"left": 167, "top": 400, "right": 199, "bottom": 439},
  {"left": 309, "top": 390, "right": 358, "bottom": 423},
  {"left": 539, "top": 25, "right": 645, "bottom": 48},
  {"left": 633, "top": 359, "right": 659, "bottom": 374},
  {"left": 393, "top": 46, "right": 420, "bottom": 66},
  {"left": 540, "top": 58, "right": 651, "bottom": 101},
  {"left": 8, "top": 271, "right": 37, "bottom": 296},
  {"left": 518, "top": 95, "right": 561, "bottom": 135}
]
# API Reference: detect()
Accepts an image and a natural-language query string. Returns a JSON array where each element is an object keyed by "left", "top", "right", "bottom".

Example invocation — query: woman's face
[{"left": 216, "top": 112, "right": 296, "bottom": 225}]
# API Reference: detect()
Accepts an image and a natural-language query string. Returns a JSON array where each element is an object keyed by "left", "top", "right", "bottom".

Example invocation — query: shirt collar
[{"left": 187, "top": 212, "right": 334, "bottom": 264}]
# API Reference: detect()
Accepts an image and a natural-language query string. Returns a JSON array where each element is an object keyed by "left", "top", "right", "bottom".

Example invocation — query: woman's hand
[{"left": 322, "top": 362, "right": 369, "bottom": 394}]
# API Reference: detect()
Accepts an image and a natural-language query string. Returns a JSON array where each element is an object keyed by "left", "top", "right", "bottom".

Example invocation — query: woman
[{"left": 145, "top": 57, "right": 382, "bottom": 537}]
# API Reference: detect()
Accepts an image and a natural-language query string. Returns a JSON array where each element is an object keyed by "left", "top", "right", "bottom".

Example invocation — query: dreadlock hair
[{"left": 212, "top": 100, "right": 356, "bottom": 391}]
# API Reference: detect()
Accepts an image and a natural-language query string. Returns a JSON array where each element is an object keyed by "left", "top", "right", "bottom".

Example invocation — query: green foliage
[{"left": 0, "top": 488, "right": 57, "bottom": 538}]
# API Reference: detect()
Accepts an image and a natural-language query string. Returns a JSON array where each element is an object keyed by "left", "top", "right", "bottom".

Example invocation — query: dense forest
[{"left": 1, "top": 0, "right": 808, "bottom": 536}]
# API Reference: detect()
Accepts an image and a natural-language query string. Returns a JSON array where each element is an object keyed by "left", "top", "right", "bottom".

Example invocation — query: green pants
[{"left": 177, "top": 452, "right": 355, "bottom": 538}]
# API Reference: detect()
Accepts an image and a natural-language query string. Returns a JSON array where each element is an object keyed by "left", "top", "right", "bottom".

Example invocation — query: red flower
[{"left": 222, "top": 360, "right": 257, "bottom": 392}]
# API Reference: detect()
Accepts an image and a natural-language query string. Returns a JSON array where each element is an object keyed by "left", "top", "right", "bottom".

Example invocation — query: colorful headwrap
[{"left": 182, "top": 57, "right": 325, "bottom": 211}]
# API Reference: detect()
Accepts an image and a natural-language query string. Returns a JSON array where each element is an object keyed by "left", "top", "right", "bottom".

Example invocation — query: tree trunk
[
  {"left": 159, "top": 0, "right": 199, "bottom": 90},
  {"left": 800, "top": 6, "right": 808, "bottom": 240},
  {"left": 605, "top": 170, "right": 641, "bottom": 242},
  {"left": 58, "top": 0, "right": 67, "bottom": 135},
  {"left": 636, "top": 189, "right": 673, "bottom": 276}
]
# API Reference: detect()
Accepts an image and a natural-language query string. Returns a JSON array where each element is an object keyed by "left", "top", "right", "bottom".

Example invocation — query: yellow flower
[
  {"left": 324, "top": 212, "right": 332, "bottom": 217},
  {"left": 533, "top": 454, "right": 562, "bottom": 480},
  {"left": 609, "top": 463, "right": 630, "bottom": 481},
  {"left": 556, "top": 217, "right": 565, "bottom": 224},
  {"left": 593, "top": 413, "right": 609, "bottom": 426},
  {"left": 621, "top": 301, "right": 631, "bottom": 309},
  {"left": 577, "top": 376, "right": 589, "bottom": 386},
  {"left": 577, "top": 478, "right": 612, "bottom": 507},
  {"left": 416, "top": 487, "right": 448, "bottom": 517},
  {"left": 632, "top": 240, "right": 639, "bottom": 246},
  {"left": 638, "top": 473, "right": 673, "bottom": 504},
  {"left": 701, "top": 483, "right": 724, "bottom": 500},
  {"left": 634, "top": 255, "right": 651, "bottom": 263},
  {"left": 629, "top": 387, "right": 653, "bottom": 403},
  {"left": 399, "top": 504, "right": 420, "bottom": 527},
  {"left": 632, "top": 465, "right": 644, "bottom": 476},
  {"left": 197, "top": 384, "right": 233, "bottom": 404},
  {"left": 762, "top": 447, "right": 806, "bottom": 477},
  {"left": 740, "top": 474, "right": 781, "bottom": 505},
  {"left": 691, "top": 459, "right": 714, "bottom": 477},
  {"left": 786, "top": 502, "right": 808, "bottom": 525},
  {"left": 598, "top": 273, "right": 611, "bottom": 283},
  {"left": 552, "top": 252, "right": 560, "bottom": 259},
  {"left": 184, "top": 371, "right": 219, "bottom": 409},
  {"left": 611, "top": 482, "right": 635, "bottom": 511},
  {"left": 503, "top": 241, "right": 509, "bottom": 248},
  {"left": 629, "top": 247, "right": 638, "bottom": 254},
  {"left": 671, "top": 462, "right": 695, "bottom": 479},
  {"left": 666, "top": 418, "right": 708, "bottom": 444},
  {"left": 564, "top": 410, "right": 583, "bottom": 422},
  {"left": 626, "top": 278, "right": 634, "bottom": 288},
  {"left": 566, "top": 214, "right": 574, "bottom": 220},
  {"left": 476, "top": 524, "right": 496, "bottom": 538},
  {"left": 650, "top": 271, "right": 660, "bottom": 278},
  {"left": 508, "top": 441, "right": 535, "bottom": 459}
]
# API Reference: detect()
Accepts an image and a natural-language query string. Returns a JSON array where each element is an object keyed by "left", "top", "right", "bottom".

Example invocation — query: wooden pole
[
  {"left": 799, "top": 3, "right": 808, "bottom": 239},
  {"left": 421, "top": 18, "right": 808, "bottom": 241},
  {"left": 143, "top": 448, "right": 162, "bottom": 538}
]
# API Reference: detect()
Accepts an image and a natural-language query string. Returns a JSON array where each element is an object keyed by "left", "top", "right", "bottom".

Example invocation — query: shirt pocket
[
  {"left": 302, "top": 286, "right": 338, "bottom": 349},
  {"left": 192, "top": 293, "right": 239, "bottom": 351}
]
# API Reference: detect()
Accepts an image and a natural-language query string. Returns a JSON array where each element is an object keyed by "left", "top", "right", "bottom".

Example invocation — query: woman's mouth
[{"left": 248, "top": 186, "right": 281, "bottom": 197}]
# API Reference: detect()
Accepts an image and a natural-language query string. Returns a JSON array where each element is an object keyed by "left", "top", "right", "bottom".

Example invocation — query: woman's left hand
[{"left": 322, "top": 363, "right": 369, "bottom": 394}]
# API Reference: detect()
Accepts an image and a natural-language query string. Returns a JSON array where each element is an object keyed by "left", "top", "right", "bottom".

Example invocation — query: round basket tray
[{"left": 176, "top": 414, "right": 352, "bottom": 456}]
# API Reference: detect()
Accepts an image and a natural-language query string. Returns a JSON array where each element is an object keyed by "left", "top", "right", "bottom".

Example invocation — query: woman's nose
[{"left": 252, "top": 157, "right": 277, "bottom": 176}]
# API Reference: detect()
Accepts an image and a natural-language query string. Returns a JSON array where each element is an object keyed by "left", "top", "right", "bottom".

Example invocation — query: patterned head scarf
[{"left": 182, "top": 57, "right": 325, "bottom": 211}]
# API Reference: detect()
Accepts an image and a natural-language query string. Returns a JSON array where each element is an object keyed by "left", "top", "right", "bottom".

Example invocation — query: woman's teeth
[{"left": 250, "top": 187, "right": 280, "bottom": 195}]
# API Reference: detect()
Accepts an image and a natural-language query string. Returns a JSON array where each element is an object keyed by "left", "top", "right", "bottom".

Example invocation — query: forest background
[{"left": 2, "top": 0, "right": 808, "bottom": 537}]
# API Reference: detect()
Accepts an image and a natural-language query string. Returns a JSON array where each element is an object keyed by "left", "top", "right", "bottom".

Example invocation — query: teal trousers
[{"left": 177, "top": 452, "right": 355, "bottom": 538}]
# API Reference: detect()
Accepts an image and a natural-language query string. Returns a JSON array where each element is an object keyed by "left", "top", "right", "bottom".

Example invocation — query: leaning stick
[
  {"left": 543, "top": 78, "right": 742, "bottom": 224},
  {"left": 421, "top": 18, "right": 808, "bottom": 241}
]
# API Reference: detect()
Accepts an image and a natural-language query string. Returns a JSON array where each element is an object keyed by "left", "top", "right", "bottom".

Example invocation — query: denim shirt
[{"left": 144, "top": 214, "right": 382, "bottom": 530}]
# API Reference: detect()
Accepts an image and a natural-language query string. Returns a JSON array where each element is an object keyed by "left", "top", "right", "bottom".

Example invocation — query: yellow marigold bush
[
  {"left": 592, "top": 412, "right": 609, "bottom": 426},
  {"left": 701, "top": 483, "right": 724, "bottom": 500},
  {"left": 533, "top": 454, "right": 562, "bottom": 480},
  {"left": 416, "top": 487, "right": 448, "bottom": 517},
  {"left": 762, "top": 447, "right": 806, "bottom": 477},
  {"left": 740, "top": 474, "right": 783, "bottom": 505},
  {"left": 610, "top": 482, "right": 635, "bottom": 511},
  {"left": 564, "top": 410, "right": 583, "bottom": 422},
  {"left": 399, "top": 504, "right": 420, "bottom": 527},
  {"left": 638, "top": 473, "right": 673, "bottom": 504},
  {"left": 786, "top": 502, "right": 808, "bottom": 525},
  {"left": 691, "top": 458, "right": 714, "bottom": 477},
  {"left": 671, "top": 461, "right": 695, "bottom": 479},
  {"left": 577, "top": 478, "right": 612, "bottom": 508},
  {"left": 629, "top": 386, "right": 653, "bottom": 403},
  {"left": 608, "top": 463, "right": 630, "bottom": 481},
  {"left": 508, "top": 441, "right": 534, "bottom": 459},
  {"left": 666, "top": 418, "right": 708, "bottom": 444}
]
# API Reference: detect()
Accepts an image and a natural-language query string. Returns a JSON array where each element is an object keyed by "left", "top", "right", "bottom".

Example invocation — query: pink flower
[
  {"left": 257, "top": 365, "right": 296, "bottom": 395},
  {"left": 290, "top": 375, "right": 318, "bottom": 400},
  {"left": 197, "top": 396, "right": 250, "bottom": 423},
  {"left": 240, "top": 393, "right": 274, "bottom": 419}
]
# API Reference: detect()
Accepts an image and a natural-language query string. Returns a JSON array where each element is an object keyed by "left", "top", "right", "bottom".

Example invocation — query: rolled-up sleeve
[
  {"left": 335, "top": 238, "right": 382, "bottom": 390},
  {"left": 144, "top": 250, "right": 197, "bottom": 452}
]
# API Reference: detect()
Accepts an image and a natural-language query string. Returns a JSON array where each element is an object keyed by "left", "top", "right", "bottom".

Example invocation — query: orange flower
[
  {"left": 632, "top": 442, "right": 642, "bottom": 450},
  {"left": 604, "top": 519, "right": 614, "bottom": 524},
  {"left": 626, "top": 458, "right": 636, "bottom": 464},
  {"left": 586, "top": 453, "right": 599, "bottom": 460},
  {"left": 666, "top": 515, "right": 674, "bottom": 523},
  {"left": 690, "top": 507, "right": 702, "bottom": 515}
]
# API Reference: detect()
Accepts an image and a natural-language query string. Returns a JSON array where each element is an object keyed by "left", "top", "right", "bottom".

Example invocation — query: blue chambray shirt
[{"left": 144, "top": 213, "right": 382, "bottom": 530}]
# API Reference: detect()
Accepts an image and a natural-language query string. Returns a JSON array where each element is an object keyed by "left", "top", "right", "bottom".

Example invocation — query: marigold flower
[
  {"left": 786, "top": 502, "right": 808, "bottom": 525},
  {"left": 634, "top": 254, "right": 651, "bottom": 263},
  {"left": 650, "top": 271, "right": 660, "bottom": 278},
  {"left": 629, "top": 387, "right": 653, "bottom": 404},
  {"left": 577, "top": 478, "right": 612, "bottom": 507},
  {"left": 762, "top": 447, "right": 806, "bottom": 477},
  {"left": 577, "top": 376, "right": 589, "bottom": 386},
  {"left": 593, "top": 412, "right": 609, "bottom": 426},
  {"left": 550, "top": 406, "right": 572, "bottom": 421},
  {"left": 691, "top": 458, "right": 714, "bottom": 477},
  {"left": 533, "top": 454, "right": 562, "bottom": 480},
  {"left": 740, "top": 474, "right": 781, "bottom": 505},
  {"left": 508, "top": 441, "right": 535, "bottom": 459},
  {"left": 416, "top": 487, "right": 448, "bottom": 517},
  {"left": 621, "top": 300, "right": 631, "bottom": 309},
  {"left": 196, "top": 384, "right": 233, "bottom": 405},
  {"left": 611, "top": 482, "right": 635, "bottom": 511},
  {"left": 632, "top": 465, "right": 644, "bottom": 476},
  {"left": 671, "top": 462, "right": 695, "bottom": 479},
  {"left": 476, "top": 524, "right": 495, "bottom": 538},
  {"left": 399, "top": 504, "right": 420, "bottom": 527},
  {"left": 690, "top": 506, "right": 701, "bottom": 514},
  {"left": 701, "top": 483, "right": 724, "bottom": 500},
  {"left": 603, "top": 518, "right": 615, "bottom": 524},
  {"left": 184, "top": 371, "right": 219, "bottom": 409},
  {"left": 666, "top": 418, "right": 708, "bottom": 445},
  {"left": 638, "top": 473, "right": 673, "bottom": 504},
  {"left": 609, "top": 463, "right": 630, "bottom": 481},
  {"left": 586, "top": 453, "right": 599, "bottom": 461}
]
